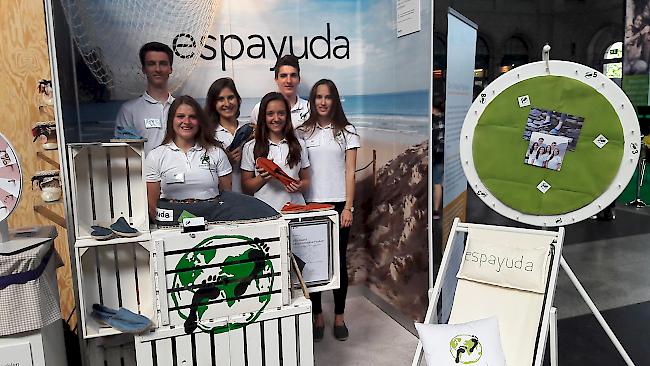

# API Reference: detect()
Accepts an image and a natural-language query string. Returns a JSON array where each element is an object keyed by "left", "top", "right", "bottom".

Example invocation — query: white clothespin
[{"left": 542, "top": 44, "right": 551, "bottom": 74}]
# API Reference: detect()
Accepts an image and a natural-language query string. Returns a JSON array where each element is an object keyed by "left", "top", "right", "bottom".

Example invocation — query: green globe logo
[
  {"left": 449, "top": 334, "right": 483, "bottom": 364},
  {"left": 170, "top": 235, "right": 274, "bottom": 334}
]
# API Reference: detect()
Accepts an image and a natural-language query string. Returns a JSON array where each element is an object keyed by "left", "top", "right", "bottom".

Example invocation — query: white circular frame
[
  {"left": 0, "top": 132, "right": 22, "bottom": 222},
  {"left": 460, "top": 60, "right": 640, "bottom": 227}
]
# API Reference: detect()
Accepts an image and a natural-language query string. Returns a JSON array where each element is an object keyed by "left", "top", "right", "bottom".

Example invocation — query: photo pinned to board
[
  {"left": 524, "top": 132, "right": 570, "bottom": 171},
  {"left": 522, "top": 107, "right": 585, "bottom": 151}
]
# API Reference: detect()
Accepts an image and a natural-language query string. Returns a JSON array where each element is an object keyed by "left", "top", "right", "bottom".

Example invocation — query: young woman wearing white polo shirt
[
  {"left": 205, "top": 77, "right": 251, "bottom": 193},
  {"left": 145, "top": 95, "right": 232, "bottom": 219},
  {"left": 241, "top": 92, "right": 310, "bottom": 211},
  {"left": 296, "top": 79, "right": 360, "bottom": 342}
]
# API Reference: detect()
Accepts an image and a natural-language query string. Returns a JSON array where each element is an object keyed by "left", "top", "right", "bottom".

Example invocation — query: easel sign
[{"left": 285, "top": 210, "right": 341, "bottom": 293}]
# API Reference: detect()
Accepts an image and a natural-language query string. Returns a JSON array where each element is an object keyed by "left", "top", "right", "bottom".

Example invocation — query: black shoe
[
  {"left": 333, "top": 323, "right": 349, "bottom": 341},
  {"left": 313, "top": 324, "right": 324, "bottom": 342}
]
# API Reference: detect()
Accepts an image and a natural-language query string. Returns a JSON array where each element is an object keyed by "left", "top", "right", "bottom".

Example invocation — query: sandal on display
[
  {"left": 91, "top": 225, "right": 114, "bottom": 240},
  {"left": 280, "top": 202, "right": 335, "bottom": 213},
  {"left": 91, "top": 304, "right": 152, "bottom": 334},
  {"left": 255, "top": 157, "right": 298, "bottom": 187},
  {"left": 110, "top": 217, "right": 140, "bottom": 237},
  {"left": 305, "top": 203, "right": 335, "bottom": 211},
  {"left": 228, "top": 124, "right": 254, "bottom": 151},
  {"left": 111, "top": 126, "right": 147, "bottom": 142}
]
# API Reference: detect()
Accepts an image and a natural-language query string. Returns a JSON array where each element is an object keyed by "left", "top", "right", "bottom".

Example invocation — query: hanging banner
[
  {"left": 55, "top": 0, "right": 432, "bottom": 323},
  {"left": 442, "top": 9, "right": 477, "bottom": 244},
  {"left": 623, "top": 0, "right": 650, "bottom": 106}
]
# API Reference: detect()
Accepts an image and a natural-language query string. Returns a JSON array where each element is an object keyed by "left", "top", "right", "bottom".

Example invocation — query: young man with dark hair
[
  {"left": 249, "top": 55, "right": 310, "bottom": 128},
  {"left": 115, "top": 41, "right": 175, "bottom": 155}
]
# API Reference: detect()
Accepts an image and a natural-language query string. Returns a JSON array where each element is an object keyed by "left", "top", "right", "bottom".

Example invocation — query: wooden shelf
[
  {"left": 75, "top": 232, "right": 152, "bottom": 248},
  {"left": 34, "top": 203, "right": 66, "bottom": 228},
  {"left": 36, "top": 151, "right": 60, "bottom": 169}
]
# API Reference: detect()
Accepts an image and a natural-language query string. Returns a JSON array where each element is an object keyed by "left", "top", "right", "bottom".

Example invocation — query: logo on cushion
[{"left": 449, "top": 334, "right": 482, "bottom": 364}]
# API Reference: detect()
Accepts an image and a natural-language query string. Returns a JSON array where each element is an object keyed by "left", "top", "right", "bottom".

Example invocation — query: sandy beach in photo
[{"left": 355, "top": 127, "right": 428, "bottom": 180}]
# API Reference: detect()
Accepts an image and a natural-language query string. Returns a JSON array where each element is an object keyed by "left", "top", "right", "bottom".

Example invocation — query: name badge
[
  {"left": 305, "top": 138, "right": 320, "bottom": 148},
  {"left": 145, "top": 118, "right": 162, "bottom": 129},
  {"left": 156, "top": 208, "right": 174, "bottom": 222},
  {"left": 173, "top": 173, "right": 185, "bottom": 183}
]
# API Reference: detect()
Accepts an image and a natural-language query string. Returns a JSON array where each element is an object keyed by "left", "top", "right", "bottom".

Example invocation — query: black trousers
[{"left": 310, "top": 201, "right": 350, "bottom": 315}]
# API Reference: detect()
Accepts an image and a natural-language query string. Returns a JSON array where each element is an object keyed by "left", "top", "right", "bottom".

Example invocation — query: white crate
[
  {"left": 282, "top": 210, "right": 341, "bottom": 293},
  {"left": 75, "top": 239, "right": 156, "bottom": 339},
  {"left": 151, "top": 219, "right": 291, "bottom": 329},
  {"left": 135, "top": 297, "right": 313, "bottom": 366},
  {"left": 67, "top": 142, "right": 149, "bottom": 240},
  {"left": 86, "top": 335, "right": 137, "bottom": 366},
  {"left": 0, "top": 320, "right": 68, "bottom": 366}
]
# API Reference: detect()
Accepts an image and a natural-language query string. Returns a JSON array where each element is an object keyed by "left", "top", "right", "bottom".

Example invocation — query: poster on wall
[
  {"left": 623, "top": 0, "right": 650, "bottom": 105},
  {"left": 56, "top": 0, "right": 432, "bottom": 322},
  {"left": 442, "top": 9, "right": 477, "bottom": 244}
]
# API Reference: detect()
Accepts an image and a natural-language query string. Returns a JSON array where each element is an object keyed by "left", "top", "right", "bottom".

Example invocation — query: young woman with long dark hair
[
  {"left": 205, "top": 77, "right": 251, "bottom": 192},
  {"left": 297, "top": 79, "right": 360, "bottom": 341},
  {"left": 240, "top": 92, "right": 311, "bottom": 210}
]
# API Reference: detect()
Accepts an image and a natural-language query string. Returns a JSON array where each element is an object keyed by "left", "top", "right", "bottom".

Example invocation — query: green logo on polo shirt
[
  {"left": 200, "top": 154, "right": 210, "bottom": 165},
  {"left": 449, "top": 334, "right": 483, "bottom": 364},
  {"left": 170, "top": 235, "right": 275, "bottom": 334}
]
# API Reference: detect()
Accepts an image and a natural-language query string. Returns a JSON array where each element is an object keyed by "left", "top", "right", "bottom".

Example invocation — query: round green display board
[{"left": 473, "top": 75, "right": 624, "bottom": 215}]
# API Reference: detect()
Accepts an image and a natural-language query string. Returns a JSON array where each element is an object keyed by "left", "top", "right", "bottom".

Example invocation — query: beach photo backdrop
[{"left": 52, "top": 0, "right": 431, "bottom": 322}]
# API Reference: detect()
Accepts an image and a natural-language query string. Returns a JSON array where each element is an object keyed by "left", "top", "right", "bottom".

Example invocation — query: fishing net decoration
[{"left": 60, "top": 0, "right": 220, "bottom": 98}]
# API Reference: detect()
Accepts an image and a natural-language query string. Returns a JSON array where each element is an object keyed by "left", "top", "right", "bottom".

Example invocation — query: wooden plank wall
[{"left": 0, "top": 0, "right": 75, "bottom": 329}]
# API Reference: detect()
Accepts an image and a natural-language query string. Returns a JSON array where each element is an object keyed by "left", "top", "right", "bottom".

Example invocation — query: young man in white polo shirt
[
  {"left": 249, "top": 55, "right": 309, "bottom": 129},
  {"left": 115, "top": 42, "right": 175, "bottom": 155}
]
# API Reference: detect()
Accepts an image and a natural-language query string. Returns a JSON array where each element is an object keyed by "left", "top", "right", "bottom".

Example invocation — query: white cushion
[
  {"left": 415, "top": 317, "right": 507, "bottom": 366},
  {"left": 456, "top": 228, "right": 552, "bottom": 293}
]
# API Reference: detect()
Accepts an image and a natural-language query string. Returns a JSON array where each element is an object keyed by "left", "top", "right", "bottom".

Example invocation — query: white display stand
[
  {"left": 282, "top": 209, "right": 341, "bottom": 293},
  {"left": 152, "top": 219, "right": 292, "bottom": 327},
  {"left": 0, "top": 130, "right": 67, "bottom": 366},
  {"left": 415, "top": 47, "right": 638, "bottom": 365},
  {"left": 75, "top": 239, "right": 155, "bottom": 339},
  {"left": 65, "top": 141, "right": 316, "bottom": 365},
  {"left": 0, "top": 233, "right": 68, "bottom": 366},
  {"left": 67, "top": 142, "right": 149, "bottom": 240},
  {"left": 134, "top": 297, "right": 313, "bottom": 366},
  {"left": 412, "top": 219, "right": 564, "bottom": 366},
  {"left": 0, "top": 320, "right": 68, "bottom": 366}
]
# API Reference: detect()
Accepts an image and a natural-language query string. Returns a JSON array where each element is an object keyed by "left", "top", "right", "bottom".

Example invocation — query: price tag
[
  {"left": 518, "top": 95, "right": 531, "bottom": 108},
  {"left": 537, "top": 180, "right": 551, "bottom": 194},
  {"left": 593, "top": 134, "right": 608, "bottom": 149}
]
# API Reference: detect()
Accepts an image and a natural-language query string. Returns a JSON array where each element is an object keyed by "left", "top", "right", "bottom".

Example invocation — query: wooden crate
[
  {"left": 86, "top": 335, "right": 137, "bottom": 366},
  {"left": 75, "top": 239, "right": 155, "bottom": 339},
  {"left": 135, "top": 297, "right": 313, "bottom": 366},
  {"left": 281, "top": 210, "right": 341, "bottom": 293},
  {"left": 67, "top": 142, "right": 148, "bottom": 240},
  {"left": 152, "top": 219, "right": 291, "bottom": 329}
]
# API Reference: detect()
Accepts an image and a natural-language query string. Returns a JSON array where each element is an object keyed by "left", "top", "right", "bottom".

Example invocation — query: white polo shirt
[
  {"left": 145, "top": 142, "right": 232, "bottom": 200},
  {"left": 297, "top": 124, "right": 360, "bottom": 202},
  {"left": 240, "top": 139, "right": 310, "bottom": 211},
  {"left": 215, "top": 120, "right": 250, "bottom": 193},
  {"left": 115, "top": 92, "right": 175, "bottom": 155},
  {"left": 249, "top": 96, "right": 310, "bottom": 129}
]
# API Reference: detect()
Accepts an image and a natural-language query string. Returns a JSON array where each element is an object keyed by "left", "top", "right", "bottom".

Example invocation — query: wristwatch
[{"left": 344, "top": 206, "right": 354, "bottom": 213}]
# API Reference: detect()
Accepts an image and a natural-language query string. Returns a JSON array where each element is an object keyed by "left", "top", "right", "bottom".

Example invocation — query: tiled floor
[{"left": 313, "top": 294, "right": 419, "bottom": 366}]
